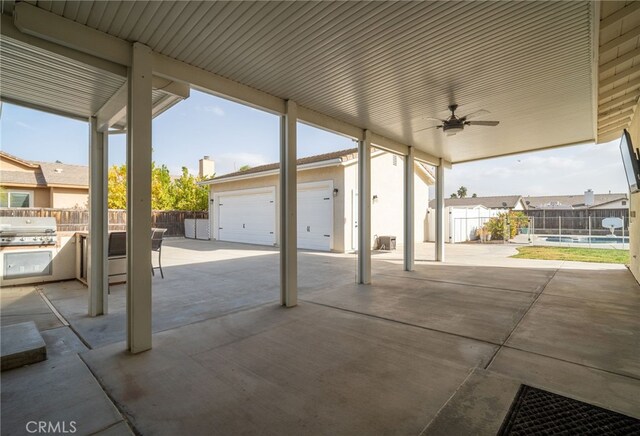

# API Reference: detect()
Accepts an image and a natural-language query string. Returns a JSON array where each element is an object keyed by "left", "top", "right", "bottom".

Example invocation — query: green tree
[
  {"left": 238, "top": 165, "right": 251, "bottom": 172},
  {"left": 457, "top": 186, "right": 468, "bottom": 198},
  {"left": 472, "top": 193, "right": 477, "bottom": 198},
  {"left": 171, "top": 167, "right": 209, "bottom": 211},
  {"left": 450, "top": 193, "right": 458, "bottom": 198},
  {"left": 151, "top": 163, "right": 173, "bottom": 210},
  {"left": 108, "top": 164, "right": 127, "bottom": 209}
]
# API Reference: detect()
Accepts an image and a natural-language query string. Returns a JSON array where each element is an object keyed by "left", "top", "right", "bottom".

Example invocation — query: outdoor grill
[{"left": 0, "top": 217, "right": 57, "bottom": 247}]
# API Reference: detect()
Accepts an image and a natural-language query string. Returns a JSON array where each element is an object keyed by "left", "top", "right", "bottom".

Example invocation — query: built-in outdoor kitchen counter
[
  {"left": 0, "top": 217, "right": 77, "bottom": 286},
  {"left": 0, "top": 217, "right": 126, "bottom": 287}
]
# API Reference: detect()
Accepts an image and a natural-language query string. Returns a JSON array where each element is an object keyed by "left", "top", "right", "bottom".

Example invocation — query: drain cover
[{"left": 498, "top": 385, "right": 640, "bottom": 435}]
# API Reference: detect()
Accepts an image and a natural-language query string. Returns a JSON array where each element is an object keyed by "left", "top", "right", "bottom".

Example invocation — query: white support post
[
  {"left": 435, "top": 159, "right": 445, "bottom": 262},
  {"left": 280, "top": 100, "right": 298, "bottom": 307},
  {"left": 126, "top": 42, "right": 153, "bottom": 353},
  {"left": 404, "top": 147, "right": 415, "bottom": 271},
  {"left": 358, "top": 130, "right": 372, "bottom": 284},
  {"left": 88, "top": 117, "right": 108, "bottom": 316}
]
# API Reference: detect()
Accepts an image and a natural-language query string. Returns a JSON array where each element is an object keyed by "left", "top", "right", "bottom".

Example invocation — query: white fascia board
[
  {"left": 297, "top": 106, "right": 364, "bottom": 141},
  {"left": 1, "top": 14, "right": 126, "bottom": 78},
  {"left": 14, "top": 2, "right": 131, "bottom": 67},
  {"left": 0, "top": 95, "right": 89, "bottom": 121},
  {"left": 199, "top": 159, "right": 343, "bottom": 186},
  {"left": 590, "top": 0, "right": 600, "bottom": 143}
]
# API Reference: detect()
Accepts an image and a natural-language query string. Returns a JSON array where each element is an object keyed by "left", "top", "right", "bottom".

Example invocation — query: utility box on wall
[{"left": 377, "top": 235, "right": 396, "bottom": 250}]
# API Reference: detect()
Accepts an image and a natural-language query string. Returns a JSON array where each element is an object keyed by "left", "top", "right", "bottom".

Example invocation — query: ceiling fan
[{"left": 416, "top": 104, "right": 499, "bottom": 136}]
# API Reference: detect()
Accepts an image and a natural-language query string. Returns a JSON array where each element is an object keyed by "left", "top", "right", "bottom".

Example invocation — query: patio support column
[
  {"left": 435, "top": 159, "right": 445, "bottom": 262},
  {"left": 126, "top": 42, "right": 153, "bottom": 353},
  {"left": 404, "top": 146, "right": 415, "bottom": 271},
  {"left": 280, "top": 100, "right": 297, "bottom": 307},
  {"left": 358, "top": 130, "right": 372, "bottom": 284},
  {"left": 88, "top": 116, "right": 108, "bottom": 316}
]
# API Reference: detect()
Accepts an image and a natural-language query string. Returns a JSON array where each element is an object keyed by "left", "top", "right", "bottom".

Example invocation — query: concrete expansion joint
[
  {"left": 78, "top": 354, "right": 139, "bottom": 436},
  {"left": 300, "top": 299, "right": 502, "bottom": 347},
  {"left": 484, "top": 267, "right": 561, "bottom": 370},
  {"left": 419, "top": 367, "right": 476, "bottom": 435}
]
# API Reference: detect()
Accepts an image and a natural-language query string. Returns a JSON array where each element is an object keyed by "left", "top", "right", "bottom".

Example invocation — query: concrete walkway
[{"left": 2, "top": 239, "right": 638, "bottom": 435}]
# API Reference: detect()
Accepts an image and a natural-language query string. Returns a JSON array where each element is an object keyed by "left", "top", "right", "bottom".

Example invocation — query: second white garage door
[
  {"left": 216, "top": 188, "right": 276, "bottom": 246},
  {"left": 297, "top": 182, "right": 333, "bottom": 251},
  {"left": 215, "top": 183, "right": 333, "bottom": 251}
]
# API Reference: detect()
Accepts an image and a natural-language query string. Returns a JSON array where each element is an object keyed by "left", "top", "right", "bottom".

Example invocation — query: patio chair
[
  {"left": 151, "top": 228, "right": 168, "bottom": 279},
  {"left": 107, "top": 231, "right": 127, "bottom": 293}
]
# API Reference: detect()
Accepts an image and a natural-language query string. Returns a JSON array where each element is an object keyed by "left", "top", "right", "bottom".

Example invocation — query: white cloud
[
  {"left": 201, "top": 105, "right": 225, "bottom": 116},
  {"left": 444, "top": 142, "right": 628, "bottom": 197}
]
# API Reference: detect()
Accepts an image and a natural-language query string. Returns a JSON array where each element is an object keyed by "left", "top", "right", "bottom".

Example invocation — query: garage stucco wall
[
  {"left": 208, "top": 165, "right": 346, "bottom": 252},
  {"left": 626, "top": 103, "right": 640, "bottom": 283},
  {"left": 343, "top": 151, "right": 432, "bottom": 250}
]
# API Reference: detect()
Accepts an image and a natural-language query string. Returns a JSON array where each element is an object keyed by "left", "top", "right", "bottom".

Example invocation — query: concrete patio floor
[{"left": 1, "top": 239, "right": 639, "bottom": 435}]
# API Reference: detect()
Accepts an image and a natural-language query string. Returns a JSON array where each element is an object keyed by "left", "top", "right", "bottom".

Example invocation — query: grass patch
[{"left": 511, "top": 246, "right": 629, "bottom": 264}]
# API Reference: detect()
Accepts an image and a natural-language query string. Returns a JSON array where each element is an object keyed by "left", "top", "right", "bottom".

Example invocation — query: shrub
[{"left": 483, "top": 211, "right": 528, "bottom": 240}]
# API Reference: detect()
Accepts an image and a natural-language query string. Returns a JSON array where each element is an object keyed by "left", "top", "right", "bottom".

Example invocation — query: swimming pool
[{"left": 543, "top": 236, "right": 629, "bottom": 244}]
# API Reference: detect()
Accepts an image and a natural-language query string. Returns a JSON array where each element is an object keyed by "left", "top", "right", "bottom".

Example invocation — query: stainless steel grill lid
[{"left": 0, "top": 217, "right": 57, "bottom": 235}]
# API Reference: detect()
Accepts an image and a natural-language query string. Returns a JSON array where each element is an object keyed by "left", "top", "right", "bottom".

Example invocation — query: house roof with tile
[
  {"left": 0, "top": 151, "right": 88, "bottom": 188},
  {"left": 429, "top": 195, "right": 525, "bottom": 209},
  {"left": 203, "top": 148, "right": 435, "bottom": 184},
  {"left": 522, "top": 193, "right": 628, "bottom": 209}
]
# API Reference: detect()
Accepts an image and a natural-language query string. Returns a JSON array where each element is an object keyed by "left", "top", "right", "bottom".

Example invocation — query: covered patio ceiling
[{"left": 0, "top": 1, "right": 601, "bottom": 163}]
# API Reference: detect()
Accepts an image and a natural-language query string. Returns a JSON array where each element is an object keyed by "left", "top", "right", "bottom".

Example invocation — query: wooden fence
[{"left": 0, "top": 208, "right": 208, "bottom": 237}]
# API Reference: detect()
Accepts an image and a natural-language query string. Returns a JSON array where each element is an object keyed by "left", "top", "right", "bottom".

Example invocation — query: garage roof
[{"left": 1, "top": 1, "right": 600, "bottom": 163}]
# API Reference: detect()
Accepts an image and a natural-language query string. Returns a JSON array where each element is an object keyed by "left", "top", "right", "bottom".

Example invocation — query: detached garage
[{"left": 202, "top": 148, "right": 434, "bottom": 252}]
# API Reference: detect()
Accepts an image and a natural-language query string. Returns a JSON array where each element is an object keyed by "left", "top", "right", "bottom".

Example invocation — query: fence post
[
  {"left": 588, "top": 215, "right": 591, "bottom": 249},
  {"left": 558, "top": 216, "right": 562, "bottom": 245},
  {"left": 622, "top": 216, "right": 625, "bottom": 249}
]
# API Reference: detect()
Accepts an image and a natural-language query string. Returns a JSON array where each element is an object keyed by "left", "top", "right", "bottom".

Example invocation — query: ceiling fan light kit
[{"left": 417, "top": 104, "right": 500, "bottom": 136}]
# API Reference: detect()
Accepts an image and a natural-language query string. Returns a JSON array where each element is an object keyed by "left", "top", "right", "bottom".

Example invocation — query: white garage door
[
  {"left": 217, "top": 189, "right": 276, "bottom": 245},
  {"left": 297, "top": 183, "right": 333, "bottom": 251}
]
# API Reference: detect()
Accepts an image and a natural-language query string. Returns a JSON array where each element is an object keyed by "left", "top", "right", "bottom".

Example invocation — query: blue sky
[{"left": 0, "top": 89, "right": 629, "bottom": 196}]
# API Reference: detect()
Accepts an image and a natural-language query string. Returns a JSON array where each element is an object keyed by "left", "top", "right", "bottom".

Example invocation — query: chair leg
[{"left": 159, "top": 249, "right": 164, "bottom": 279}]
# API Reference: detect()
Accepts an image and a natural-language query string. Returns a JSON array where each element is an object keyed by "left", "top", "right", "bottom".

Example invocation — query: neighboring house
[
  {"left": 200, "top": 148, "right": 435, "bottom": 252},
  {"left": 426, "top": 190, "right": 630, "bottom": 243},
  {"left": 428, "top": 195, "right": 527, "bottom": 211},
  {"left": 0, "top": 151, "right": 88, "bottom": 208},
  {"left": 523, "top": 190, "right": 629, "bottom": 210}
]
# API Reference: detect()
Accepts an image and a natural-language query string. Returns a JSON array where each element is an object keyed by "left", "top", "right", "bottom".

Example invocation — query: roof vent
[{"left": 502, "top": 202, "right": 507, "bottom": 207}]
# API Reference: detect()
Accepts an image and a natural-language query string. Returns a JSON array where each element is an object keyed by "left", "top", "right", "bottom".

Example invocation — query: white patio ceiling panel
[
  {"left": 0, "top": 33, "right": 125, "bottom": 119},
  {"left": 3, "top": 1, "right": 596, "bottom": 162}
]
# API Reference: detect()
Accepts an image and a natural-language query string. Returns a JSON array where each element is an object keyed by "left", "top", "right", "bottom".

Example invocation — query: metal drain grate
[{"left": 498, "top": 385, "right": 640, "bottom": 435}]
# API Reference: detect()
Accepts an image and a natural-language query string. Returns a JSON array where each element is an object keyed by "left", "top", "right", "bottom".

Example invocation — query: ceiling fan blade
[
  {"left": 421, "top": 116, "right": 446, "bottom": 122},
  {"left": 466, "top": 120, "right": 499, "bottom": 126},
  {"left": 414, "top": 125, "right": 442, "bottom": 133},
  {"left": 462, "top": 109, "right": 490, "bottom": 120}
]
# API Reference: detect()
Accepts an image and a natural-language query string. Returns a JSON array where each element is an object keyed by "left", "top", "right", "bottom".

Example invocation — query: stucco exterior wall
[
  {"left": 627, "top": 103, "right": 640, "bottom": 283},
  {"left": 51, "top": 187, "right": 88, "bottom": 209},
  {"left": 208, "top": 165, "right": 346, "bottom": 252},
  {"left": 343, "top": 152, "right": 432, "bottom": 250},
  {"left": 0, "top": 185, "right": 51, "bottom": 208},
  {"left": 590, "top": 199, "right": 629, "bottom": 209},
  {"left": 208, "top": 153, "right": 432, "bottom": 253}
]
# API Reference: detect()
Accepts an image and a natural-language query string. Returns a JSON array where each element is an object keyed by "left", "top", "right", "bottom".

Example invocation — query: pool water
[{"left": 544, "top": 236, "right": 629, "bottom": 244}]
